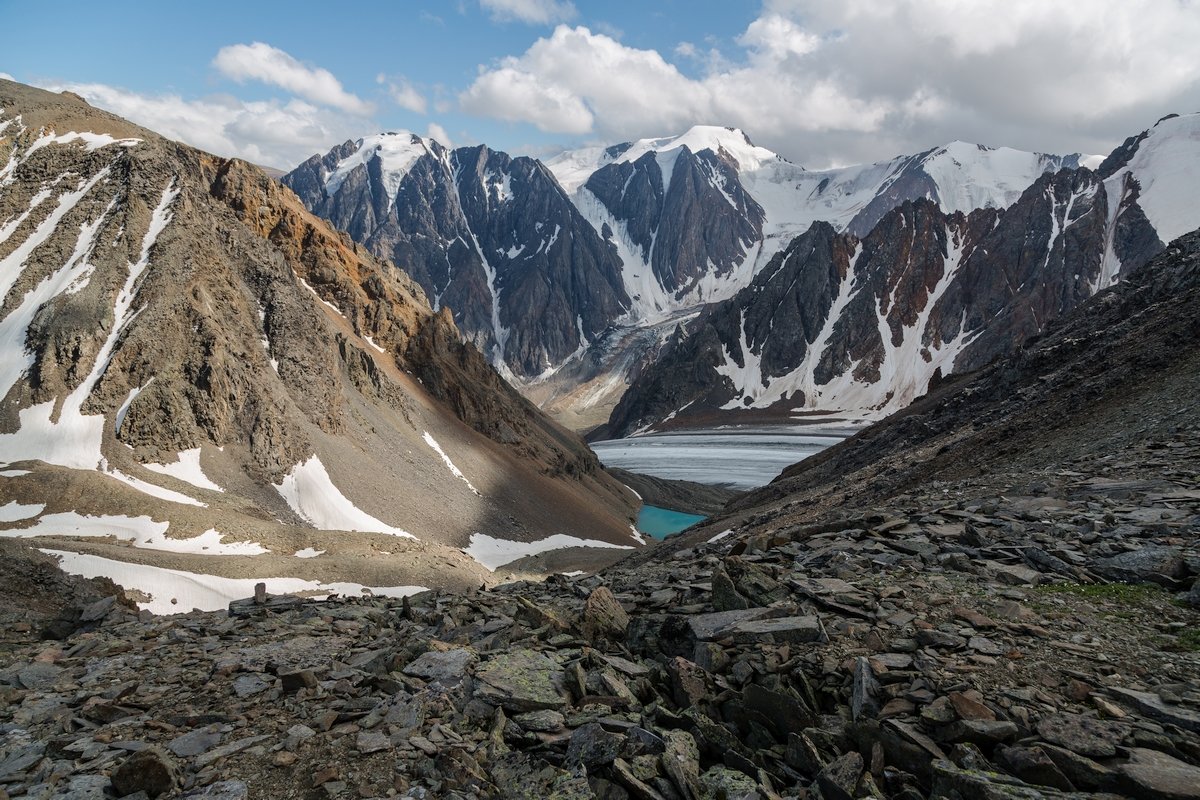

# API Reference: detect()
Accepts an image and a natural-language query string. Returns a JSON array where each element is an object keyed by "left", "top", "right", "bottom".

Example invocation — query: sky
[{"left": 3, "top": 0, "right": 1199, "bottom": 171}]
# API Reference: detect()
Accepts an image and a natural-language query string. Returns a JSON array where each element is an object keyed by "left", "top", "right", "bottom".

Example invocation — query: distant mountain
[
  {"left": 285, "top": 127, "right": 1089, "bottom": 399},
  {"left": 0, "top": 80, "right": 639, "bottom": 603},
  {"left": 283, "top": 133, "right": 629, "bottom": 379},
  {"left": 606, "top": 113, "right": 1200, "bottom": 437},
  {"left": 547, "top": 126, "right": 1091, "bottom": 317}
]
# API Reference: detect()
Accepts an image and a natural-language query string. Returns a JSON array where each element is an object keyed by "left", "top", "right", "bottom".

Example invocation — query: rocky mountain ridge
[
  {"left": 284, "top": 126, "right": 1105, "bottom": 430},
  {"left": 0, "top": 79, "right": 639, "bottom": 608},
  {"left": 605, "top": 113, "right": 1200, "bottom": 436}
]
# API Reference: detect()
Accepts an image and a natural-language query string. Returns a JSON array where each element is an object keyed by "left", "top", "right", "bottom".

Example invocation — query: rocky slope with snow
[
  {"left": 0, "top": 229, "right": 1197, "bottom": 799},
  {"left": 0, "top": 79, "right": 640, "bottom": 609},
  {"left": 606, "top": 113, "right": 1200, "bottom": 437}
]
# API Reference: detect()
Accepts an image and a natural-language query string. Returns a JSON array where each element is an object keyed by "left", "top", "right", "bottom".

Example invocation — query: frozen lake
[{"left": 592, "top": 422, "right": 864, "bottom": 490}]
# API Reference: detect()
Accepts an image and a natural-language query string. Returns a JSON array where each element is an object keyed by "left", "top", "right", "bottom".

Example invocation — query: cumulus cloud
[
  {"left": 426, "top": 122, "right": 453, "bottom": 148},
  {"left": 40, "top": 81, "right": 368, "bottom": 169},
  {"left": 461, "top": 1, "right": 1200, "bottom": 166},
  {"left": 213, "top": 42, "right": 373, "bottom": 115},
  {"left": 378, "top": 74, "right": 428, "bottom": 114},
  {"left": 480, "top": 0, "right": 576, "bottom": 24}
]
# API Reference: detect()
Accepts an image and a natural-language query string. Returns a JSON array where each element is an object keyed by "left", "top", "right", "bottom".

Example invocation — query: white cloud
[
  {"left": 426, "top": 122, "right": 452, "bottom": 148},
  {"left": 378, "top": 74, "right": 427, "bottom": 114},
  {"left": 461, "top": 1, "right": 1200, "bottom": 167},
  {"left": 0, "top": 72, "right": 14, "bottom": 81},
  {"left": 213, "top": 42, "right": 373, "bottom": 115},
  {"left": 480, "top": 0, "right": 576, "bottom": 25},
  {"left": 40, "top": 81, "right": 367, "bottom": 170}
]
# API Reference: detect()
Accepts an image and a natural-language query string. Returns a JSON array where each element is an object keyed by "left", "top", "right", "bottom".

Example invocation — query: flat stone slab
[
  {"left": 402, "top": 648, "right": 475, "bottom": 683},
  {"left": 475, "top": 649, "right": 568, "bottom": 712},
  {"left": 719, "top": 616, "right": 825, "bottom": 644},
  {"left": 1107, "top": 687, "right": 1200, "bottom": 733},
  {"left": 687, "top": 609, "right": 773, "bottom": 641},
  {"left": 1119, "top": 747, "right": 1200, "bottom": 800}
]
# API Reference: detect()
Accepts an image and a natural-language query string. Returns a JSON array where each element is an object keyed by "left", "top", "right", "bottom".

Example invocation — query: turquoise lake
[{"left": 637, "top": 505, "right": 707, "bottom": 540}]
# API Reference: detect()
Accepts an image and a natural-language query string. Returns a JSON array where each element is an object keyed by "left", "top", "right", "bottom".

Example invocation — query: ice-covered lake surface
[{"left": 592, "top": 422, "right": 864, "bottom": 490}]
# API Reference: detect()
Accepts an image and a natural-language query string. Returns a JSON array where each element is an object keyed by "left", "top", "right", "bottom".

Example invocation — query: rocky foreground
[{"left": 1, "top": 418, "right": 1197, "bottom": 799}]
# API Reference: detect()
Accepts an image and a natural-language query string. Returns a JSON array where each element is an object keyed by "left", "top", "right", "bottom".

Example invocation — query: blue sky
[{"left": 4, "top": 0, "right": 1199, "bottom": 170}]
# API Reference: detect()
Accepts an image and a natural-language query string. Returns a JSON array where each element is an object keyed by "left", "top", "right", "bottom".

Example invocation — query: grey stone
[
  {"left": 167, "top": 728, "right": 224, "bottom": 758},
  {"left": 513, "top": 709, "right": 565, "bottom": 732},
  {"left": 851, "top": 656, "right": 880, "bottom": 720},
  {"left": 582, "top": 586, "right": 631, "bottom": 641},
  {"left": 193, "top": 735, "right": 270, "bottom": 768},
  {"left": 931, "top": 759, "right": 1097, "bottom": 799},
  {"left": 402, "top": 648, "right": 475, "bottom": 683},
  {"left": 78, "top": 595, "right": 119, "bottom": 622},
  {"left": 356, "top": 731, "right": 391, "bottom": 754},
  {"left": 817, "top": 751, "right": 863, "bottom": 800},
  {"left": 660, "top": 729, "right": 701, "bottom": 800},
  {"left": 1107, "top": 687, "right": 1200, "bottom": 733},
  {"left": 565, "top": 722, "right": 623, "bottom": 768},
  {"left": 232, "top": 674, "right": 272, "bottom": 698},
  {"left": 940, "top": 719, "right": 1019, "bottom": 746},
  {"left": 47, "top": 774, "right": 110, "bottom": 800},
  {"left": 0, "top": 741, "right": 45, "bottom": 780},
  {"left": 16, "top": 662, "right": 61, "bottom": 690},
  {"left": 1095, "top": 546, "right": 1187, "bottom": 586},
  {"left": 1036, "top": 713, "right": 1126, "bottom": 758},
  {"left": 278, "top": 668, "right": 318, "bottom": 692},
  {"left": 998, "top": 746, "right": 1075, "bottom": 792},
  {"left": 699, "top": 765, "right": 764, "bottom": 800},
  {"left": 719, "top": 615, "right": 825, "bottom": 644},
  {"left": 181, "top": 780, "right": 250, "bottom": 799},
  {"left": 475, "top": 649, "right": 568, "bottom": 712},
  {"left": 1118, "top": 747, "right": 1200, "bottom": 800},
  {"left": 686, "top": 609, "right": 772, "bottom": 641},
  {"left": 743, "top": 683, "right": 815, "bottom": 737}
]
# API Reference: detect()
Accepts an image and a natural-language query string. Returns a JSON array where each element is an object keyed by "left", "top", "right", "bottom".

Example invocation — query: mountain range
[{"left": 285, "top": 115, "right": 1199, "bottom": 434}]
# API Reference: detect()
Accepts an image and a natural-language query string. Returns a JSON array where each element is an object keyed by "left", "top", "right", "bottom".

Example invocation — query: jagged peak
[{"left": 324, "top": 131, "right": 443, "bottom": 197}]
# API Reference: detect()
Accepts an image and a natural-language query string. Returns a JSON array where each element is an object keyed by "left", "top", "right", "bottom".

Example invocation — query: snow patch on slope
[
  {"left": 2, "top": 511, "right": 267, "bottom": 555},
  {"left": 143, "top": 449, "right": 224, "bottom": 493},
  {"left": 0, "top": 180, "right": 178, "bottom": 470},
  {"left": 42, "top": 549, "right": 426, "bottom": 615},
  {"left": 463, "top": 532, "right": 633, "bottom": 571},
  {"left": 422, "top": 431, "right": 481, "bottom": 496},
  {"left": 0, "top": 501, "right": 44, "bottom": 522},
  {"left": 274, "top": 456, "right": 415, "bottom": 538}
]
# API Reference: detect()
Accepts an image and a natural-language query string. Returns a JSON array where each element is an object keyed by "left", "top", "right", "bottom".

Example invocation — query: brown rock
[
  {"left": 583, "top": 586, "right": 631, "bottom": 642},
  {"left": 949, "top": 690, "right": 996, "bottom": 722},
  {"left": 111, "top": 747, "right": 178, "bottom": 799}
]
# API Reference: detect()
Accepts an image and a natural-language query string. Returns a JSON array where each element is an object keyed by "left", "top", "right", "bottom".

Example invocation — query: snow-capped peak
[
  {"left": 546, "top": 126, "right": 786, "bottom": 194},
  {"left": 324, "top": 131, "right": 441, "bottom": 200},
  {"left": 1103, "top": 111, "right": 1200, "bottom": 244},
  {"left": 915, "top": 140, "right": 1092, "bottom": 215}
]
